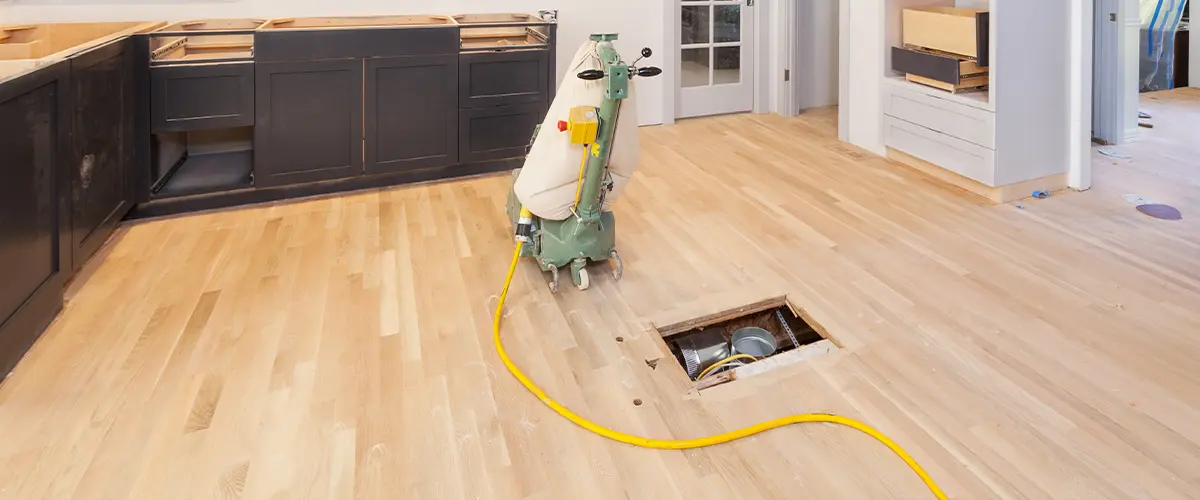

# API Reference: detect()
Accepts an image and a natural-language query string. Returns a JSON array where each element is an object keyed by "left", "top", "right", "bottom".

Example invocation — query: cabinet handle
[{"left": 80, "top": 154, "right": 96, "bottom": 189}]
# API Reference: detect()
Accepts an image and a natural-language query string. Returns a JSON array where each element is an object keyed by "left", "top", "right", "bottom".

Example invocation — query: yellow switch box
[{"left": 566, "top": 106, "right": 599, "bottom": 145}]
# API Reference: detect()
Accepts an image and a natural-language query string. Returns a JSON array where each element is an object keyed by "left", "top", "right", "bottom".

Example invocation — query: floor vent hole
[{"left": 657, "top": 298, "right": 837, "bottom": 390}]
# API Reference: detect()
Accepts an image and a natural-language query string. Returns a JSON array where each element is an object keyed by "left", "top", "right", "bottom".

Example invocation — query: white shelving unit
[{"left": 879, "top": 0, "right": 1073, "bottom": 199}]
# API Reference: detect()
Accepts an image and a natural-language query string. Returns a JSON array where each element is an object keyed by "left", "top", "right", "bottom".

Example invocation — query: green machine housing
[{"left": 506, "top": 34, "right": 661, "bottom": 292}]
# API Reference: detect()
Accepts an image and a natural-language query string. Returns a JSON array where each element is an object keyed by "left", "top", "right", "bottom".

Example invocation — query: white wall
[
  {"left": 795, "top": 0, "right": 839, "bottom": 110},
  {"left": 839, "top": 0, "right": 886, "bottom": 154},
  {"left": 0, "top": 0, "right": 667, "bottom": 126}
]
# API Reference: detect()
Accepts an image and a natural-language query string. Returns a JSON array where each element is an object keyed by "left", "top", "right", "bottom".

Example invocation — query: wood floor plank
[{"left": 2, "top": 93, "right": 1200, "bottom": 499}]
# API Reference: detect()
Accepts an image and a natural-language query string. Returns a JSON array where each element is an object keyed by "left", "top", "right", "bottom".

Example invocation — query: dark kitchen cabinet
[
  {"left": 459, "top": 102, "right": 544, "bottom": 163},
  {"left": 0, "top": 62, "right": 70, "bottom": 378},
  {"left": 68, "top": 38, "right": 137, "bottom": 272},
  {"left": 254, "top": 59, "right": 363, "bottom": 187},
  {"left": 365, "top": 54, "right": 458, "bottom": 174},
  {"left": 459, "top": 50, "right": 549, "bottom": 108},
  {"left": 150, "top": 61, "right": 255, "bottom": 132}
]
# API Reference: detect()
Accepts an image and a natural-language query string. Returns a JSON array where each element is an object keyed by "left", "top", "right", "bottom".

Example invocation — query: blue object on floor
[{"left": 1032, "top": 191, "right": 1050, "bottom": 199}]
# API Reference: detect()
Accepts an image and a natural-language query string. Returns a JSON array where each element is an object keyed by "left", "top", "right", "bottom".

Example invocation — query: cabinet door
[
  {"left": 365, "top": 55, "right": 458, "bottom": 175},
  {"left": 0, "top": 62, "right": 70, "bottom": 378},
  {"left": 459, "top": 103, "right": 544, "bottom": 163},
  {"left": 255, "top": 59, "right": 363, "bottom": 187},
  {"left": 68, "top": 37, "right": 136, "bottom": 271}
]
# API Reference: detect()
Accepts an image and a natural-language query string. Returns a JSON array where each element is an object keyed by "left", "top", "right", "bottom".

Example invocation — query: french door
[{"left": 679, "top": 0, "right": 755, "bottom": 118}]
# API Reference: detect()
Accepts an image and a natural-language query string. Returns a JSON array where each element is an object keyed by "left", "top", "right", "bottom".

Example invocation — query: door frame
[
  {"left": 1069, "top": 0, "right": 1094, "bottom": 190},
  {"left": 664, "top": 0, "right": 772, "bottom": 123},
  {"left": 770, "top": 0, "right": 853, "bottom": 133}
]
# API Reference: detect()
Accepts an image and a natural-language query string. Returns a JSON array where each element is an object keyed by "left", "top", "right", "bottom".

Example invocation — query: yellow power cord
[
  {"left": 572, "top": 145, "right": 590, "bottom": 210},
  {"left": 696, "top": 353, "right": 758, "bottom": 380},
  {"left": 493, "top": 241, "right": 949, "bottom": 499}
]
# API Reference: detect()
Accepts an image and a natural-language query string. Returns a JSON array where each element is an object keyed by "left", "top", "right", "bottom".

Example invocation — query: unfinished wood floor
[{"left": 2, "top": 95, "right": 1199, "bottom": 499}]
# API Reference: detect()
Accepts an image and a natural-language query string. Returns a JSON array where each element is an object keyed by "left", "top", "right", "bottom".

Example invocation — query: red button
[{"left": 557, "top": 120, "right": 569, "bottom": 132}]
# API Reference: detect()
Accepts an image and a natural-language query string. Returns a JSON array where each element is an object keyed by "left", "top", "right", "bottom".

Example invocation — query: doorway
[
  {"left": 678, "top": 0, "right": 756, "bottom": 118},
  {"left": 793, "top": 0, "right": 840, "bottom": 113}
]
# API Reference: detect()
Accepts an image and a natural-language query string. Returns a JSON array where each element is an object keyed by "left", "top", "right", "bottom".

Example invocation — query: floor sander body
[{"left": 506, "top": 34, "right": 660, "bottom": 292}]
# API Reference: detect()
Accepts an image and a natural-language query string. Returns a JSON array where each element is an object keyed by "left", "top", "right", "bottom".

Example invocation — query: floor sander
[
  {"left": 493, "top": 34, "right": 948, "bottom": 499},
  {"left": 506, "top": 34, "right": 660, "bottom": 292}
]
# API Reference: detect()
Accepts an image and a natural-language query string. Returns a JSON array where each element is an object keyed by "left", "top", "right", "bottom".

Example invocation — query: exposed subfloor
[{"left": 1, "top": 92, "right": 1199, "bottom": 499}]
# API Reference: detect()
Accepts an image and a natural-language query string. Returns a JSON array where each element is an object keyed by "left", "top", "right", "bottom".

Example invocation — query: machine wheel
[
  {"left": 576, "top": 268, "right": 590, "bottom": 291},
  {"left": 610, "top": 250, "right": 623, "bottom": 281}
]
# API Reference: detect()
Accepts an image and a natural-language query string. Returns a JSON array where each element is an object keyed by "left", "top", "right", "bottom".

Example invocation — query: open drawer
[
  {"left": 149, "top": 19, "right": 264, "bottom": 64},
  {"left": 147, "top": 20, "right": 261, "bottom": 132},
  {"left": 454, "top": 13, "right": 551, "bottom": 52}
]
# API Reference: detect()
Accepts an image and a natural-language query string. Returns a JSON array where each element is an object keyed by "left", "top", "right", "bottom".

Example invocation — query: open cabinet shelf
[
  {"left": 151, "top": 127, "right": 254, "bottom": 199},
  {"left": 884, "top": 1, "right": 992, "bottom": 105},
  {"left": 875, "top": 0, "right": 1073, "bottom": 199},
  {"left": 155, "top": 149, "right": 254, "bottom": 198}
]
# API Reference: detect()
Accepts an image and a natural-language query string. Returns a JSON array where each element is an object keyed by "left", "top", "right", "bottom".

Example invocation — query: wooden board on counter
[
  {"left": 0, "top": 21, "right": 164, "bottom": 84},
  {"left": 0, "top": 22, "right": 165, "bottom": 60},
  {"left": 260, "top": 15, "right": 457, "bottom": 30}
]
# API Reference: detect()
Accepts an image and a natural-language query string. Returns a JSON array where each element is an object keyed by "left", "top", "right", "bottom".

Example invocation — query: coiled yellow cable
[
  {"left": 493, "top": 241, "right": 948, "bottom": 499},
  {"left": 696, "top": 354, "right": 758, "bottom": 380}
]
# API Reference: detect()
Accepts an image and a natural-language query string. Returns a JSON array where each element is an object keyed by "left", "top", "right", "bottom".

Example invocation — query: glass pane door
[{"left": 679, "top": 0, "right": 754, "bottom": 118}]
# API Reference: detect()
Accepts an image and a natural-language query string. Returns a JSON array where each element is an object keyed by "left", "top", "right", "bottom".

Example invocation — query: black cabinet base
[
  {"left": 0, "top": 283, "right": 62, "bottom": 381},
  {"left": 127, "top": 158, "right": 521, "bottom": 219}
]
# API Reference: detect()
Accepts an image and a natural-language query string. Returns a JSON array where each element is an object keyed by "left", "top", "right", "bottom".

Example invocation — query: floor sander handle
[{"left": 577, "top": 69, "right": 605, "bottom": 81}]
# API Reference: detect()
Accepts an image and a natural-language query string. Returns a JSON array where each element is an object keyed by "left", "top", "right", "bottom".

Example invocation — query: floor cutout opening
[{"left": 656, "top": 297, "right": 837, "bottom": 390}]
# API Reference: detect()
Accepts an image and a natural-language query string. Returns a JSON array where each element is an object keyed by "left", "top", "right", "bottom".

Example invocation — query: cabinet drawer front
[
  {"left": 255, "top": 27, "right": 459, "bottom": 62},
  {"left": 884, "top": 82, "right": 995, "bottom": 149},
  {"left": 459, "top": 103, "right": 544, "bottom": 163},
  {"left": 459, "top": 50, "right": 549, "bottom": 108},
  {"left": 151, "top": 62, "right": 254, "bottom": 132},
  {"left": 885, "top": 116, "right": 995, "bottom": 186}
]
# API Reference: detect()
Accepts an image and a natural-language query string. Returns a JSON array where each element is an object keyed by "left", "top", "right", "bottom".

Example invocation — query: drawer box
[
  {"left": 150, "top": 61, "right": 254, "bottom": 132},
  {"left": 459, "top": 102, "right": 543, "bottom": 163},
  {"left": 884, "top": 115, "right": 995, "bottom": 186},
  {"left": 892, "top": 46, "right": 987, "bottom": 93},
  {"left": 883, "top": 78, "right": 994, "bottom": 149},
  {"left": 902, "top": 7, "right": 989, "bottom": 66},
  {"left": 459, "top": 50, "right": 549, "bottom": 108}
]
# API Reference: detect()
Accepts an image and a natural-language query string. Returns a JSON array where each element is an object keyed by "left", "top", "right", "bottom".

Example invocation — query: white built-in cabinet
[{"left": 881, "top": 0, "right": 1072, "bottom": 189}]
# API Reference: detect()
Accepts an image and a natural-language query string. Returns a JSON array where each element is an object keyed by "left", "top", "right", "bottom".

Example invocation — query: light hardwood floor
[{"left": 2, "top": 92, "right": 1199, "bottom": 499}]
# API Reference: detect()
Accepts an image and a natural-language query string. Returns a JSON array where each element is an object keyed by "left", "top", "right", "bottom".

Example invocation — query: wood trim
[
  {"left": 652, "top": 295, "right": 787, "bottom": 338},
  {"left": 888, "top": 148, "right": 1067, "bottom": 203}
]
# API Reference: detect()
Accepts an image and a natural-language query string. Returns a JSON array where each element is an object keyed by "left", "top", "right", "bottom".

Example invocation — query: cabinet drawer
[
  {"left": 460, "top": 50, "right": 549, "bottom": 108},
  {"left": 255, "top": 26, "right": 459, "bottom": 62},
  {"left": 884, "top": 116, "right": 995, "bottom": 186},
  {"left": 151, "top": 62, "right": 254, "bottom": 132},
  {"left": 883, "top": 80, "right": 994, "bottom": 149},
  {"left": 459, "top": 103, "right": 543, "bottom": 163}
]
